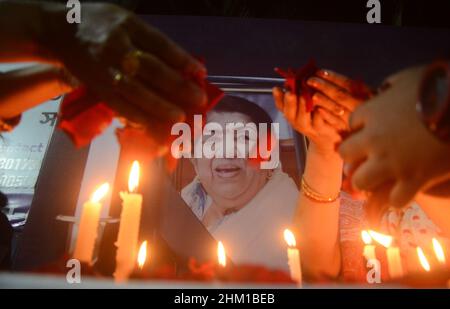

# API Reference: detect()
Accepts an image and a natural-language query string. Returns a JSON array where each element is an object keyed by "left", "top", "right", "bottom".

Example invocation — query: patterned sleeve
[{"left": 338, "top": 191, "right": 368, "bottom": 283}]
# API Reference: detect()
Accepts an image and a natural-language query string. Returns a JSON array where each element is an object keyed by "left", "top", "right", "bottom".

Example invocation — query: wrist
[
  {"left": 308, "top": 143, "right": 342, "bottom": 162},
  {"left": 303, "top": 144, "right": 343, "bottom": 197}
]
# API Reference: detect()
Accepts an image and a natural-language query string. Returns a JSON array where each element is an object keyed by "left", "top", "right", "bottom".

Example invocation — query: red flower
[
  {"left": 275, "top": 59, "right": 318, "bottom": 112},
  {"left": 58, "top": 86, "right": 114, "bottom": 147}
]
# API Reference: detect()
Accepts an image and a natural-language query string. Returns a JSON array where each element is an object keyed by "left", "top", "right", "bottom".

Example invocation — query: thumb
[{"left": 389, "top": 179, "right": 421, "bottom": 208}]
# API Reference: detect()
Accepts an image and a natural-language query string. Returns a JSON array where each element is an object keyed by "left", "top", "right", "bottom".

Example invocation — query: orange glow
[
  {"left": 417, "top": 247, "right": 431, "bottom": 272},
  {"left": 128, "top": 161, "right": 140, "bottom": 192},
  {"left": 90, "top": 183, "right": 110, "bottom": 203},
  {"left": 284, "top": 229, "right": 297, "bottom": 247},
  {"left": 137, "top": 240, "right": 148, "bottom": 269},
  {"left": 217, "top": 241, "right": 226, "bottom": 267},
  {"left": 361, "top": 230, "right": 372, "bottom": 245},
  {"left": 432, "top": 238, "right": 446, "bottom": 264},
  {"left": 368, "top": 230, "right": 392, "bottom": 248}
]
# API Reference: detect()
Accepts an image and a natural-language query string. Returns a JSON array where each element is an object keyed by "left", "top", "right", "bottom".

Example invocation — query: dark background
[{"left": 48, "top": 0, "right": 450, "bottom": 28}]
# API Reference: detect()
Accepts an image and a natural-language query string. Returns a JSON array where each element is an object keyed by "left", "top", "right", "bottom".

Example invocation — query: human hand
[
  {"left": 40, "top": 2, "right": 206, "bottom": 128},
  {"left": 273, "top": 69, "right": 367, "bottom": 154},
  {"left": 339, "top": 66, "right": 450, "bottom": 211}
]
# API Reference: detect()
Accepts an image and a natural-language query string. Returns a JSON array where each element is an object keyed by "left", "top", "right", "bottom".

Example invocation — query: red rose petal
[
  {"left": 59, "top": 86, "right": 114, "bottom": 147},
  {"left": 275, "top": 59, "right": 318, "bottom": 112}
]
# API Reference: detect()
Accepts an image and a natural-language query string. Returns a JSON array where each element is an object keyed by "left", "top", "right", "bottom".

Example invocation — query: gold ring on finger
[
  {"left": 111, "top": 68, "right": 124, "bottom": 86},
  {"left": 121, "top": 49, "right": 143, "bottom": 78}
]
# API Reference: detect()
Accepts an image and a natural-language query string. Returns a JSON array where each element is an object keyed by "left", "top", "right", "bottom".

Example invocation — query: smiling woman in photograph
[{"left": 181, "top": 95, "right": 299, "bottom": 272}]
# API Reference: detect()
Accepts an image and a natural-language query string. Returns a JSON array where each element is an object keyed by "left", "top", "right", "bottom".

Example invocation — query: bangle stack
[{"left": 301, "top": 177, "right": 340, "bottom": 203}]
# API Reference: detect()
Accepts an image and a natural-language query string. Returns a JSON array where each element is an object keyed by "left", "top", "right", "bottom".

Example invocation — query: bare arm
[
  {"left": 295, "top": 144, "right": 342, "bottom": 279},
  {"left": 273, "top": 69, "right": 367, "bottom": 280}
]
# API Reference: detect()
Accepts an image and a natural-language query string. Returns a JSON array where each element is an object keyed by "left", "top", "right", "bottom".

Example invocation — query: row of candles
[
  {"left": 69, "top": 158, "right": 448, "bottom": 285},
  {"left": 361, "top": 229, "right": 447, "bottom": 279},
  {"left": 70, "top": 159, "right": 303, "bottom": 284}
]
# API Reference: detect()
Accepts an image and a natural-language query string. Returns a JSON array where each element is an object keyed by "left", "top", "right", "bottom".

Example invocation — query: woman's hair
[{"left": 211, "top": 95, "right": 273, "bottom": 127}]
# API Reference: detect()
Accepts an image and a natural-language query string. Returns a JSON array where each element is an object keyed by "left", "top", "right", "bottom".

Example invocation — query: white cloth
[{"left": 181, "top": 168, "right": 299, "bottom": 272}]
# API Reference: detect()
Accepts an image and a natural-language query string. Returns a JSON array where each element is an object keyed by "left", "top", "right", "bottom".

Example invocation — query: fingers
[
  {"left": 272, "top": 87, "right": 285, "bottom": 111},
  {"left": 365, "top": 182, "right": 393, "bottom": 226},
  {"left": 389, "top": 179, "right": 421, "bottom": 208},
  {"left": 137, "top": 52, "right": 206, "bottom": 107},
  {"left": 316, "top": 69, "right": 354, "bottom": 92},
  {"left": 275, "top": 90, "right": 313, "bottom": 135},
  {"left": 316, "top": 107, "right": 348, "bottom": 132},
  {"left": 283, "top": 91, "right": 299, "bottom": 123},
  {"left": 293, "top": 95, "right": 313, "bottom": 132},
  {"left": 128, "top": 17, "right": 206, "bottom": 74},
  {"left": 348, "top": 105, "right": 367, "bottom": 131},
  {"left": 311, "top": 110, "right": 342, "bottom": 142},
  {"left": 351, "top": 158, "right": 389, "bottom": 191},
  {"left": 338, "top": 131, "right": 368, "bottom": 164},
  {"left": 307, "top": 76, "right": 361, "bottom": 111},
  {"left": 102, "top": 92, "right": 150, "bottom": 125},
  {"left": 312, "top": 92, "right": 347, "bottom": 118},
  {"left": 114, "top": 75, "right": 186, "bottom": 124}
]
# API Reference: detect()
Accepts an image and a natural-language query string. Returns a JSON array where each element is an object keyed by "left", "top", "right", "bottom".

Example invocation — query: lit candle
[
  {"left": 361, "top": 230, "right": 376, "bottom": 261},
  {"left": 114, "top": 161, "right": 143, "bottom": 282},
  {"left": 73, "top": 183, "right": 109, "bottom": 264},
  {"left": 386, "top": 245, "right": 403, "bottom": 279},
  {"left": 417, "top": 246, "right": 431, "bottom": 272},
  {"left": 137, "top": 240, "right": 148, "bottom": 270},
  {"left": 217, "top": 241, "right": 227, "bottom": 267},
  {"left": 432, "top": 238, "right": 446, "bottom": 265},
  {"left": 284, "top": 229, "right": 302, "bottom": 286},
  {"left": 368, "top": 230, "right": 392, "bottom": 248},
  {"left": 368, "top": 230, "right": 404, "bottom": 279}
]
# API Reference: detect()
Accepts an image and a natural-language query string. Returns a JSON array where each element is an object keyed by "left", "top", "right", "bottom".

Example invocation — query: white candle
[
  {"left": 386, "top": 246, "right": 403, "bottom": 279},
  {"left": 361, "top": 230, "right": 376, "bottom": 261},
  {"left": 114, "top": 161, "right": 143, "bottom": 282},
  {"left": 368, "top": 230, "right": 404, "bottom": 279},
  {"left": 284, "top": 229, "right": 302, "bottom": 286},
  {"left": 73, "top": 183, "right": 109, "bottom": 264}
]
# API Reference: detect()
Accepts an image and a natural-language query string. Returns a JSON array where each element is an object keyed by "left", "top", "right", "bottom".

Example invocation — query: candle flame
[
  {"left": 128, "top": 161, "right": 140, "bottom": 192},
  {"left": 284, "top": 229, "right": 297, "bottom": 247},
  {"left": 417, "top": 247, "right": 431, "bottom": 272},
  {"left": 361, "top": 230, "right": 372, "bottom": 245},
  {"left": 90, "top": 183, "right": 109, "bottom": 203},
  {"left": 217, "top": 241, "right": 226, "bottom": 267},
  {"left": 432, "top": 238, "right": 446, "bottom": 264},
  {"left": 368, "top": 230, "right": 392, "bottom": 248},
  {"left": 137, "top": 240, "right": 147, "bottom": 269}
]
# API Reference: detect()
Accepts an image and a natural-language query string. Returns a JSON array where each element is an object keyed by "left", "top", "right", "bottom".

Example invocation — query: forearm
[
  {"left": 0, "top": 64, "right": 74, "bottom": 118},
  {"left": 295, "top": 143, "right": 343, "bottom": 279},
  {"left": 0, "top": 1, "right": 65, "bottom": 63}
]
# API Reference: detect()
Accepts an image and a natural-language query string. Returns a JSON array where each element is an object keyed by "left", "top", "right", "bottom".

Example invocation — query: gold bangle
[{"left": 301, "top": 177, "right": 340, "bottom": 203}]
